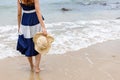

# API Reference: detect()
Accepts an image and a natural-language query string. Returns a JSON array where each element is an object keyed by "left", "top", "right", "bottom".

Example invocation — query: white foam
[
  {"left": 0, "top": 20, "right": 120, "bottom": 59},
  {"left": 46, "top": 20, "right": 120, "bottom": 54}
]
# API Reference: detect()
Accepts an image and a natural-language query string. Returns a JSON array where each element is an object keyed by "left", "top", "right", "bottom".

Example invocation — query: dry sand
[{"left": 0, "top": 40, "right": 120, "bottom": 80}]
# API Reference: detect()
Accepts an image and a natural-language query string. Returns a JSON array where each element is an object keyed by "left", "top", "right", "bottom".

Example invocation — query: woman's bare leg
[
  {"left": 35, "top": 54, "right": 41, "bottom": 73},
  {"left": 27, "top": 57, "right": 34, "bottom": 71}
]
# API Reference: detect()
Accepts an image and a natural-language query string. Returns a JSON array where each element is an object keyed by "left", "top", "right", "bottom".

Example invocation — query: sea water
[{"left": 0, "top": 0, "right": 120, "bottom": 59}]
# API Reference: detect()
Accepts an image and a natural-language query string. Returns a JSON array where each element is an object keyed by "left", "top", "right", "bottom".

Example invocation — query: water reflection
[
  {"left": 28, "top": 72, "right": 34, "bottom": 80},
  {"left": 35, "top": 73, "right": 42, "bottom": 80},
  {"left": 28, "top": 71, "right": 43, "bottom": 80}
]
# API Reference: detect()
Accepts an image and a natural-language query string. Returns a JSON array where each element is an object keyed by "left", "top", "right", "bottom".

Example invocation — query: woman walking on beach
[{"left": 17, "top": 0, "right": 47, "bottom": 73}]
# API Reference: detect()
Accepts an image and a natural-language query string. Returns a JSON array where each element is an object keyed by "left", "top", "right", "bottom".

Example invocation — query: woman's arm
[
  {"left": 17, "top": 0, "right": 22, "bottom": 32},
  {"left": 34, "top": 0, "right": 47, "bottom": 35}
]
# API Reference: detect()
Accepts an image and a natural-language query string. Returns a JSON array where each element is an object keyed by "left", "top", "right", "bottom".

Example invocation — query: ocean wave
[
  {"left": 46, "top": 20, "right": 120, "bottom": 54},
  {"left": 0, "top": 20, "right": 120, "bottom": 59}
]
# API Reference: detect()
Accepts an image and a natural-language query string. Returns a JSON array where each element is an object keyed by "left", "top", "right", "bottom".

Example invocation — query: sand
[{"left": 0, "top": 40, "right": 120, "bottom": 80}]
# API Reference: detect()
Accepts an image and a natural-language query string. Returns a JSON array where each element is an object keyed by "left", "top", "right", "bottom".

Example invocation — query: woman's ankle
[
  {"left": 34, "top": 65, "right": 40, "bottom": 73},
  {"left": 30, "top": 64, "right": 34, "bottom": 71}
]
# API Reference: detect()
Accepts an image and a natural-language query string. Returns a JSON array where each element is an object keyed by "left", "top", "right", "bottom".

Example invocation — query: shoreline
[
  {"left": 0, "top": 39, "right": 120, "bottom": 80},
  {"left": 0, "top": 19, "right": 120, "bottom": 59}
]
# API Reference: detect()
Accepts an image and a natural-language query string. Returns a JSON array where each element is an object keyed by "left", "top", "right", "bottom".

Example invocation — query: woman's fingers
[{"left": 42, "top": 27, "right": 47, "bottom": 36}]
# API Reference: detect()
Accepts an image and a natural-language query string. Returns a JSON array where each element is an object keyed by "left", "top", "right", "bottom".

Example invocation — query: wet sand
[{"left": 0, "top": 40, "right": 120, "bottom": 80}]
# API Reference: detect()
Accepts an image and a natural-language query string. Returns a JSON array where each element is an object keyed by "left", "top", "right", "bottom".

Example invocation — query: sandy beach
[{"left": 0, "top": 39, "right": 120, "bottom": 80}]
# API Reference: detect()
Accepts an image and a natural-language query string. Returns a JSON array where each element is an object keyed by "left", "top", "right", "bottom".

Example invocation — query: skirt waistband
[{"left": 23, "top": 9, "right": 36, "bottom": 13}]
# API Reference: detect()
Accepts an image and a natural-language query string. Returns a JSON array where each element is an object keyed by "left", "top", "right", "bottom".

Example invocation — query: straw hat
[{"left": 33, "top": 32, "right": 54, "bottom": 54}]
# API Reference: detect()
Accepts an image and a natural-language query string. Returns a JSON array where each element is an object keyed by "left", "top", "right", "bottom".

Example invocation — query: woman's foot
[{"left": 34, "top": 66, "right": 40, "bottom": 73}]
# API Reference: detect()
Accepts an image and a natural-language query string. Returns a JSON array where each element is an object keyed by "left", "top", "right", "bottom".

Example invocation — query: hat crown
[{"left": 37, "top": 36, "right": 48, "bottom": 48}]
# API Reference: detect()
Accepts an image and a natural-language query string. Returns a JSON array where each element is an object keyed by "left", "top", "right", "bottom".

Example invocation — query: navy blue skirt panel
[{"left": 17, "top": 35, "right": 39, "bottom": 57}]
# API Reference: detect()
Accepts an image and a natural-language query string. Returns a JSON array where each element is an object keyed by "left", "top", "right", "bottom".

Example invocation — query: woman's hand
[{"left": 42, "top": 27, "right": 47, "bottom": 36}]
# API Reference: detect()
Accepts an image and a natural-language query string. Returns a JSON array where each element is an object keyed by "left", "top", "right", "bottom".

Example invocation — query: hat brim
[
  {"left": 35, "top": 44, "right": 51, "bottom": 55},
  {"left": 33, "top": 32, "right": 54, "bottom": 44}
]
